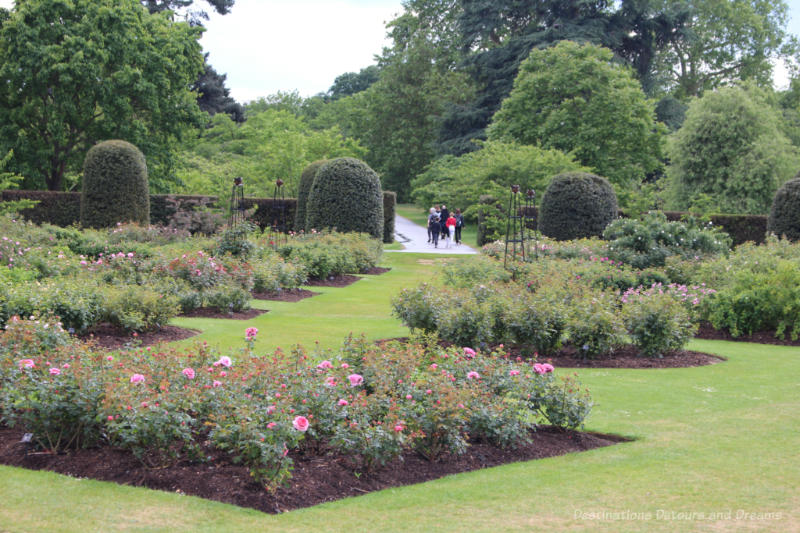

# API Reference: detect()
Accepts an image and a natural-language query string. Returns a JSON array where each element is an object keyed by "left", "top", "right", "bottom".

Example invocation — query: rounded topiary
[
  {"left": 538, "top": 172, "right": 617, "bottom": 241},
  {"left": 305, "top": 158, "right": 383, "bottom": 239},
  {"left": 295, "top": 159, "right": 328, "bottom": 231},
  {"left": 767, "top": 176, "right": 800, "bottom": 241},
  {"left": 81, "top": 140, "right": 149, "bottom": 228}
]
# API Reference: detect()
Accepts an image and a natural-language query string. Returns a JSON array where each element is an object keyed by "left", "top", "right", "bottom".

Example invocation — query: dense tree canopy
[
  {"left": 193, "top": 54, "right": 245, "bottom": 122},
  {"left": 489, "top": 41, "right": 664, "bottom": 194},
  {"left": 0, "top": 0, "right": 205, "bottom": 191},
  {"left": 174, "top": 110, "right": 366, "bottom": 199},
  {"left": 666, "top": 84, "right": 800, "bottom": 214}
]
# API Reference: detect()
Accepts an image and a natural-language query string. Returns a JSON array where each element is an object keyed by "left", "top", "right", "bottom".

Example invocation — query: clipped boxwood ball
[
  {"left": 538, "top": 172, "right": 617, "bottom": 241},
  {"left": 768, "top": 176, "right": 800, "bottom": 241},
  {"left": 81, "top": 140, "right": 149, "bottom": 228},
  {"left": 295, "top": 159, "right": 328, "bottom": 232},
  {"left": 305, "top": 158, "right": 383, "bottom": 239}
]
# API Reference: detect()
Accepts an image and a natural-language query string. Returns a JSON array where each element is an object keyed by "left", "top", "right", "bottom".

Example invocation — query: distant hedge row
[
  {"left": 476, "top": 200, "right": 768, "bottom": 247},
  {"left": 1, "top": 190, "right": 397, "bottom": 242}
]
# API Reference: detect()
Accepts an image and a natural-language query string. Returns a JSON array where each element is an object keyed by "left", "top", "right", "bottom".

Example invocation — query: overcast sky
[{"left": 0, "top": 0, "right": 798, "bottom": 103}]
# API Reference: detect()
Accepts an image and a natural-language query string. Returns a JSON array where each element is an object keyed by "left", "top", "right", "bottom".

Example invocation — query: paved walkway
[{"left": 388, "top": 215, "right": 478, "bottom": 254}]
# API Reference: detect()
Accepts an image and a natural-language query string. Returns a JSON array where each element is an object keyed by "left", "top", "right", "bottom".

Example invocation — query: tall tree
[
  {"left": 666, "top": 83, "right": 800, "bottom": 213},
  {"left": 653, "top": 0, "right": 798, "bottom": 98},
  {"left": 141, "top": 0, "right": 234, "bottom": 22},
  {"left": 193, "top": 54, "right": 245, "bottom": 122},
  {"left": 0, "top": 0, "right": 205, "bottom": 191},
  {"left": 328, "top": 66, "right": 380, "bottom": 100},
  {"left": 489, "top": 41, "right": 665, "bottom": 194}
]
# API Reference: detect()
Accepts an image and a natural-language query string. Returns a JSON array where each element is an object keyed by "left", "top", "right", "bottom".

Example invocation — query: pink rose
[
  {"left": 49, "top": 368, "right": 61, "bottom": 376},
  {"left": 216, "top": 356, "right": 232, "bottom": 368},
  {"left": 533, "top": 363, "right": 546, "bottom": 374},
  {"left": 429, "top": 363, "right": 437, "bottom": 370},
  {"left": 394, "top": 424, "right": 404, "bottom": 432},
  {"left": 130, "top": 373, "right": 145, "bottom": 384},
  {"left": 340, "top": 363, "right": 350, "bottom": 369},
  {"left": 18, "top": 359, "right": 35, "bottom": 369},
  {"left": 212, "top": 380, "right": 222, "bottom": 388},
  {"left": 463, "top": 347, "right": 476, "bottom": 357},
  {"left": 107, "top": 415, "right": 114, "bottom": 421},
  {"left": 542, "top": 363, "right": 554, "bottom": 373},
  {"left": 219, "top": 371, "right": 227, "bottom": 377},
  {"left": 267, "top": 422, "right": 276, "bottom": 429},
  {"left": 347, "top": 374, "right": 364, "bottom": 387},
  {"left": 266, "top": 405, "right": 276, "bottom": 414},
  {"left": 337, "top": 399, "right": 349, "bottom": 406},
  {"left": 317, "top": 360, "right": 333, "bottom": 370},
  {"left": 106, "top": 356, "right": 113, "bottom": 362},
  {"left": 245, "top": 327, "right": 258, "bottom": 340},
  {"left": 510, "top": 369, "right": 520, "bottom": 376},
  {"left": 467, "top": 371, "right": 480, "bottom": 380},
  {"left": 182, "top": 368, "right": 195, "bottom": 379},
  {"left": 405, "top": 394, "right": 413, "bottom": 400},
  {"left": 293, "top": 416, "right": 309, "bottom": 432},
  {"left": 426, "top": 389, "right": 432, "bottom": 395},
  {"left": 325, "top": 376, "right": 337, "bottom": 387}
]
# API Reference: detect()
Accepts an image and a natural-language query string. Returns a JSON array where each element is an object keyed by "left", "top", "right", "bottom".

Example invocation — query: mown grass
[{"left": 1, "top": 252, "right": 798, "bottom": 532}]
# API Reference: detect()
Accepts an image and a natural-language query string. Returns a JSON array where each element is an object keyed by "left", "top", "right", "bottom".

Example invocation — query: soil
[
  {"left": 694, "top": 322, "right": 800, "bottom": 347},
  {"left": 0, "top": 425, "right": 627, "bottom": 514},
  {"left": 530, "top": 344, "right": 724, "bottom": 369},
  {"left": 360, "top": 267, "right": 391, "bottom": 275},
  {"left": 376, "top": 339, "right": 723, "bottom": 369},
  {"left": 179, "top": 308, "right": 267, "bottom": 320},
  {"left": 252, "top": 289, "right": 319, "bottom": 302},
  {"left": 78, "top": 324, "right": 200, "bottom": 351},
  {"left": 305, "top": 274, "right": 362, "bottom": 288}
]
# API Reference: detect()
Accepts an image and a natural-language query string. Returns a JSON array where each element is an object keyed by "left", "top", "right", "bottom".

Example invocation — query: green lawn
[
  {"left": 396, "top": 203, "right": 478, "bottom": 248},
  {"left": 1, "top": 252, "right": 798, "bottom": 532}
]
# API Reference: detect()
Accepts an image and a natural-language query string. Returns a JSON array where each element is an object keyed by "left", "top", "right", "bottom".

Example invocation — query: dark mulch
[
  {"left": 694, "top": 322, "right": 800, "bottom": 347},
  {"left": 78, "top": 324, "right": 200, "bottom": 351},
  {"left": 0, "top": 425, "right": 627, "bottom": 514},
  {"left": 360, "top": 266, "right": 391, "bottom": 275},
  {"left": 305, "top": 274, "right": 361, "bottom": 288},
  {"left": 376, "top": 338, "right": 723, "bottom": 369},
  {"left": 179, "top": 308, "right": 267, "bottom": 320},
  {"left": 252, "top": 288, "right": 320, "bottom": 302},
  {"left": 532, "top": 344, "right": 724, "bottom": 369}
]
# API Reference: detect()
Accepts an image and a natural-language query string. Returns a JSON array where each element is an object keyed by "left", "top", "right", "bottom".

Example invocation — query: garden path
[{"left": 389, "top": 215, "right": 477, "bottom": 254}]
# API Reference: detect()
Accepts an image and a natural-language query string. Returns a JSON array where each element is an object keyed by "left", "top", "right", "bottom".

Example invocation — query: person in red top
[{"left": 445, "top": 213, "right": 457, "bottom": 248}]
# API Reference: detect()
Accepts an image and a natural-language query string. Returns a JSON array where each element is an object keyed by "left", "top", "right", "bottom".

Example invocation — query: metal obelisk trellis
[
  {"left": 228, "top": 176, "right": 246, "bottom": 229},
  {"left": 504, "top": 184, "right": 525, "bottom": 269},
  {"left": 524, "top": 188, "right": 538, "bottom": 260},
  {"left": 268, "top": 178, "right": 288, "bottom": 249}
]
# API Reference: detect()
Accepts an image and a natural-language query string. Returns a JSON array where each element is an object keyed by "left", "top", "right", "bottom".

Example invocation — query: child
[{"left": 445, "top": 212, "right": 457, "bottom": 248}]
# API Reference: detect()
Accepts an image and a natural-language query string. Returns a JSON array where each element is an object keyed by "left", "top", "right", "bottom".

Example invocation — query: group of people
[{"left": 427, "top": 204, "right": 464, "bottom": 248}]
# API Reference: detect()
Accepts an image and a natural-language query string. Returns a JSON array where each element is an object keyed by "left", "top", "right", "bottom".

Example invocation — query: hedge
[
  {"left": 383, "top": 191, "right": 396, "bottom": 243},
  {"left": 475, "top": 200, "right": 768, "bottom": 248}
]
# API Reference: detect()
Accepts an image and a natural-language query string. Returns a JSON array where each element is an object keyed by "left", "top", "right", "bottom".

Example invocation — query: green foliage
[
  {"left": 0, "top": 150, "right": 36, "bottom": 215},
  {"left": 697, "top": 238, "right": 800, "bottom": 339},
  {"left": 306, "top": 158, "right": 383, "bottom": 239},
  {"left": 101, "top": 285, "right": 180, "bottom": 333},
  {"left": 604, "top": 212, "right": 731, "bottom": 269},
  {"left": 538, "top": 172, "right": 618, "bottom": 241},
  {"left": 621, "top": 291, "right": 697, "bottom": 357},
  {"left": 215, "top": 222, "right": 256, "bottom": 258},
  {"left": 174, "top": 110, "right": 365, "bottom": 200},
  {"left": 489, "top": 41, "right": 665, "bottom": 194},
  {"left": 295, "top": 160, "right": 328, "bottom": 231},
  {"left": 652, "top": 0, "right": 796, "bottom": 98},
  {"left": 275, "top": 231, "right": 383, "bottom": 279},
  {"left": 767, "top": 177, "right": 800, "bottom": 241},
  {"left": 566, "top": 292, "right": 626, "bottom": 359},
  {"left": 81, "top": 140, "right": 150, "bottom": 228},
  {"left": 411, "top": 141, "right": 587, "bottom": 225},
  {"left": 666, "top": 84, "right": 800, "bottom": 214},
  {"left": 0, "top": 0, "right": 205, "bottom": 191},
  {"left": 251, "top": 254, "right": 307, "bottom": 293}
]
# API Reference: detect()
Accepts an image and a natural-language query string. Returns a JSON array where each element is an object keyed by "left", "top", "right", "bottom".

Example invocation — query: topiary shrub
[
  {"left": 767, "top": 176, "right": 800, "bottom": 241},
  {"left": 305, "top": 158, "right": 383, "bottom": 239},
  {"left": 538, "top": 172, "right": 617, "bottom": 241},
  {"left": 295, "top": 160, "right": 328, "bottom": 231},
  {"left": 81, "top": 140, "right": 149, "bottom": 228}
]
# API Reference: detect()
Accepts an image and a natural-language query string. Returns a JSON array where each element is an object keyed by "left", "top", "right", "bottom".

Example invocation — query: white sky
[{"left": 0, "top": 0, "right": 798, "bottom": 101}]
